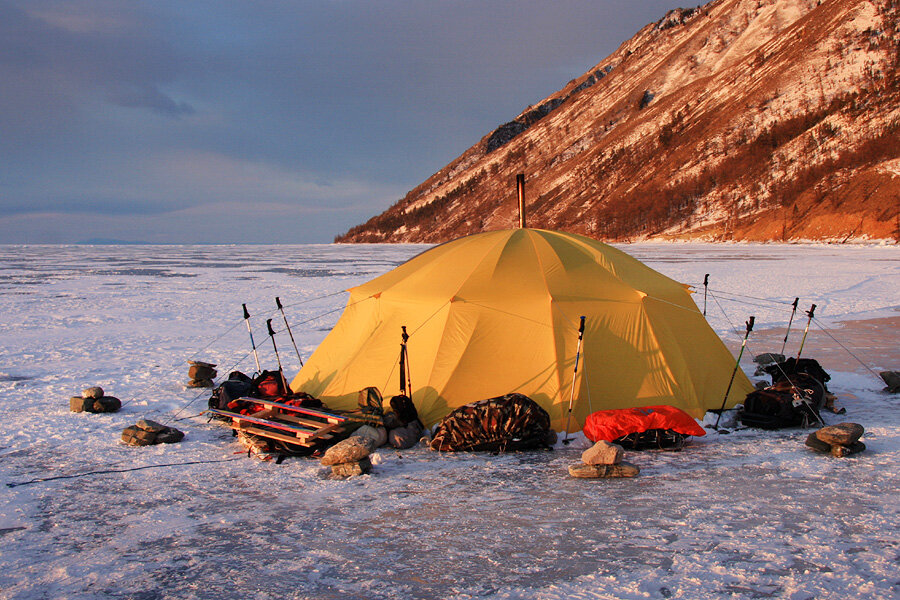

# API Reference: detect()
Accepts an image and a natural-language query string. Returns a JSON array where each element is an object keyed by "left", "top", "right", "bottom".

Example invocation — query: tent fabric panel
[
  {"left": 640, "top": 297, "right": 754, "bottom": 415},
  {"left": 528, "top": 230, "right": 646, "bottom": 304},
  {"left": 424, "top": 298, "right": 560, "bottom": 427},
  {"left": 291, "top": 296, "right": 447, "bottom": 410},
  {"left": 564, "top": 301, "right": 683, "bottom": 430},
  {"left": 289, "top": 295, "right": 384, "bottom": 399},
  {"left": 546, "top": 229, "right": 688, "bottom": 300},
  {"left": 351, "top": 229, "right": 510, "bottom": 303}
]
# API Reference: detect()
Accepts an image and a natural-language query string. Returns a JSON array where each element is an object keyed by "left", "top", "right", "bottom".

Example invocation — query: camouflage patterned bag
[{"left": 429, "top": 393, "right": 551, "bottom": 452}]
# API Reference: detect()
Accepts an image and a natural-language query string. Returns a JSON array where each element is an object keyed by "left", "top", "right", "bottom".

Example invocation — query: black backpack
[
  {"left": 208, "top": 371, "right": 253, "bottom": 410},
  {"left": 739, "top": 374, "right": 824, "bottom": 429}
]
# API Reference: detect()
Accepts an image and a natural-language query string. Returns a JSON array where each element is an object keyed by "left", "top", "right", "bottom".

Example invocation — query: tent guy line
[
  {"left": 811, "top": 316, "right": 886, "bottom": 384},
  {"left": 696, "top": 285, "right": 797, "bottom": 306},
  {"left": 6, "top": 457, "right": 244, "bottom": 489}
]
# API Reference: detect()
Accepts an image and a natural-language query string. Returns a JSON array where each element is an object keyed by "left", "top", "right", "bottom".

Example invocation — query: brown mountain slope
[{"left": 338, "top": 0, "right": 900, "bottom": 244}]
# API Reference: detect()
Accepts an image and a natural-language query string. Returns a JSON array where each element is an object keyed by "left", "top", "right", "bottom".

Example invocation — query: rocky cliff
[{"left": 338, "top": 0, "right": 900, "bottom": 243}]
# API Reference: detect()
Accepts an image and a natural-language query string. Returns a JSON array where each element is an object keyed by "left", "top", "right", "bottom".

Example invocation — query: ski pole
[
  {"left": 399, "top": 325, "right": 410, "bottom": 396},
  {"left": 275, "top": 296, "right": 303, "bottom": 367},
  {"left": 780, "top": 297, "right": 800, "bottom": 355},
  {"left": 242, "top": 303, "right": 262, "bottom": 374},
  {"left": 714, "top": 316, "right": 754, "bottom": 429},
  {"left": 795, "top": 304, "right": 817, "bottom": 361},
  {"left": 404, "top": 326, "right": 412, "bottom": 396},
  {"left": 266, "top": 319, "right": 290, "bottom": 394},
  {"left": 703, "top": 274, "right": 710, "bottom": 316},
  {"left": 563, "top": 316, "right": 587, "bottom": 445}
]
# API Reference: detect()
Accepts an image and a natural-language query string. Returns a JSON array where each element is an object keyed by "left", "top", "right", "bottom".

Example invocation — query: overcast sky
[{"left": 1, "top": 0, "right": 680, "bottom": 244}]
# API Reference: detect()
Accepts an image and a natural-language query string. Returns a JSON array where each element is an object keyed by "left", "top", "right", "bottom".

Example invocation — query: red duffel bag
[{"left": 583, "top": 405, "right": 706, "bottom": 443}]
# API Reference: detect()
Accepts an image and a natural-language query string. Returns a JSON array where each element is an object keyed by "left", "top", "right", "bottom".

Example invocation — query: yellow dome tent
[{"left": 291, "top": 229, "right": 752, "bottom": 432}]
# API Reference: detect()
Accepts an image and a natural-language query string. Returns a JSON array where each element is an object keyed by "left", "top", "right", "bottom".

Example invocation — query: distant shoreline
[{"left": 0, "top": 237, "right": 895, "bottom": 248}]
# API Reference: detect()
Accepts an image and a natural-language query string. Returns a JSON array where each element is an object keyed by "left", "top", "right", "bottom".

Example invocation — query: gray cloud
[
  {"left": 107, "top": 85, "right": 195, "bottom": 117},
  {"left": 0, "top": 0, "right": 680, "bottom": 243}
]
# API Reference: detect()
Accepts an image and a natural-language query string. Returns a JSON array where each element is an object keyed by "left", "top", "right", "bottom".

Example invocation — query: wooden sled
[{"left": 208, "top": 398, "right": 349, "bottom": 449}]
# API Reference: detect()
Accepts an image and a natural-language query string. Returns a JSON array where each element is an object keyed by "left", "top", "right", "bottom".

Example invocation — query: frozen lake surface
[{"left": 0, "top": 242, "right": 898, "bottom": 599}]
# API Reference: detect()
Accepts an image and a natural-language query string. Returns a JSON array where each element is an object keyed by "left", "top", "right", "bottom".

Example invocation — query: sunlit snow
[{"left": 0, "top": 242, "right": 897, "bottom": 600}]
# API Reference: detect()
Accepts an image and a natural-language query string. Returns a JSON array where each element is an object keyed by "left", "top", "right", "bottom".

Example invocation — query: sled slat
[
  {"left": 241, "top": 426, "right": 333, "bottom": 447},
  {"left": 248, "top": 399, "right": 347, "bottom": 424},
  {"left": 207, "top": 407, "right": 344, "bottom": 449},
  {"left": 209, "top": 408, "right": 317, "bottom": 435},
  {"left": 265, "top": 411, "right": 345, "bottom": 432}
]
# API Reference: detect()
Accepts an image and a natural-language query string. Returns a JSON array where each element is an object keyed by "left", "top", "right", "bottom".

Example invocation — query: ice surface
[{"left": 0, "top": 242, "right": 897, "bottom": 599}]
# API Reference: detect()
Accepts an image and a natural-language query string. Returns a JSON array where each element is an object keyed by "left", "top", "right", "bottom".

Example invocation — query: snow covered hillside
[
  {"left": 0, "top": 242, "right": 897, "bottom": 599},
  {"left": 339, "top": 0, "right": 900, "bottom": 244}
]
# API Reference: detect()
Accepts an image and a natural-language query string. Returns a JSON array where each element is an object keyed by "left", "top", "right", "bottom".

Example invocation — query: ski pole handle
[
  {"left": 746, "top": 316, "right": 755, "bottom": 333},
  {"left": 242, "top": 304, "right": 261, "bottom": 372},
  {"left": 703, "top": 274, "right": 710, "bottom": 316},
  {"left": 276, "top": 296, "right": 283, "bottom": 310},
  {"left": 266, "top": 318, "right": 276, "bottom": 337},
  {"left": 807, "top": 304, "right": 816, "bottom": 318},
  {"left": 578, "top": 315, "right": 586, "bottom": 336}
]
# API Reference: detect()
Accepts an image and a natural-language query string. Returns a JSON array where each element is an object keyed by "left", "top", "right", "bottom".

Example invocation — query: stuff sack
[
  {"left": 253, "top": 370, "right": 287, "bottom": 398},
  {"left": 389, "top": 394, "right": 419, "bottom": 426},
  {"left": 430, "top": 393, "right": 551, "bottom": 452},
  {"left": 283, "top": 392, "right": 324, "bottom": 409},
  {"left": 358, "top": 386, "right": 384, "bottom": 414},
  {"left": 583, "top": 405, "right": 706, "bottom": 445},
  {"left": 739, "top": 375, "right": 823, "bottom": 429}
]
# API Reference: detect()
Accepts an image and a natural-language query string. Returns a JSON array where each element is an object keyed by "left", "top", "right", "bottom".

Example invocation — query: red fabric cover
[
  {"left": 583, "top": 405, "right": 706, "bottom": 442},
  {"left": 256, "top": 374, "right": 284, "bottom": 397}
]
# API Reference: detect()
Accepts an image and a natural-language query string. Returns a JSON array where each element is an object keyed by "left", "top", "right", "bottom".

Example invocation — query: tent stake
[
  {"left": 562, "top": 316, "right": 586, "bottom": 445},
  {"left": 714, "top": 316, "right": 754, "bottom": 430},
  {"left": 267, "top": 319, "right": 290, "bottom": 393},
  {"left": 780, "top": 297, "right": 800, "bottom": 355},
  {"left": 276, "top": 296, "right": 303, "bottom": 367},
  {"left": 243, "top": 303, "right": 262, "bottom": 374}
]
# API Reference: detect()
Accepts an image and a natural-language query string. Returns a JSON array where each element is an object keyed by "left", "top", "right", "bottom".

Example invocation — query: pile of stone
[
  {"left": 70, "top": 386, "right": 121, "bottom": 413},
  {"left": 320, "top": 434, "right": 376, "bottom": 477},
  {"left": 880, "top": 371, "right": 900, "bottom": 393},
  {"left": 568, "top": 440, "right": 640, "bottom": 478},
  {"left": 805, "top": 422, "right": 866, "bottom": 457},
  {"left": 187, "top": 361, "right": 217, "bottom": 388},
  {"left": 121, "top": 419, "right": 185, "bottom": 446}
]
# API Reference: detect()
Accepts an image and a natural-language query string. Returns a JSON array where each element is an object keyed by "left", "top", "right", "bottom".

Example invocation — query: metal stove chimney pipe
[{"left": 516, "top": 173, "right": 526, "bottom": 229}]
